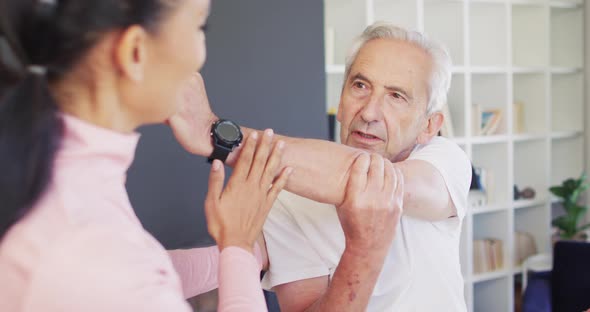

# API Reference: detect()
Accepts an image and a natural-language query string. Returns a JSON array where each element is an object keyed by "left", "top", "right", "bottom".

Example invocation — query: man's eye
[
  {"left": 353, "top": 82, "right": 366, "bottom": 89},
  {"left": 392, "top": 92, "right": 405, "bottom": 100}
]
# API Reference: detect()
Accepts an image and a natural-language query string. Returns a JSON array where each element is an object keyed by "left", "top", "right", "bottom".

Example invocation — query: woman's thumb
[{"left": 207, "top": 160, "right": 225, "bottom": 202}]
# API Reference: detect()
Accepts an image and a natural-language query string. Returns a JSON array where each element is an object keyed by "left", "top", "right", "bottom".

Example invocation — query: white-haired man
[{"left": 260, "top": 22, "right": 472, "bottom": 311}]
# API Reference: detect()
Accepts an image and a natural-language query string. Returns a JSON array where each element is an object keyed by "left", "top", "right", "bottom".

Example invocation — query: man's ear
[
  {"left": 417, "top": 110, "right": 444, "bottom": 144},
  {"left": 114, "top": 25, "right": 148, "bottom": 82}
]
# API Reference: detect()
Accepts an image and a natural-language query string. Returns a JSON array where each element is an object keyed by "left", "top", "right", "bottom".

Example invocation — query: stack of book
[{"left": 473, "top": 238, "right": 504, "bottom": 274}]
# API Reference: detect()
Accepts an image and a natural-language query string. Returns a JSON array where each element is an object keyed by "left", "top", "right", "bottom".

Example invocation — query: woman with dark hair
[{"left": 0, "top": 0, "right": 292, "bottom": 310}]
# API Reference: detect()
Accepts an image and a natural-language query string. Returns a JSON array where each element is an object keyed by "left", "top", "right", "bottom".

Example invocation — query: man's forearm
[
  {"left": 304, "top": 246, "right": 389, "bottom": 312},
  {"left": 226, "top": 127, "right": 365, "bottom": 206}
]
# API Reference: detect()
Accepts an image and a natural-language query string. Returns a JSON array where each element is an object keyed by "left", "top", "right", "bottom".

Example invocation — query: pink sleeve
[
  {"left": 218, "top": 246, "right": 268, "bottom": 312},
  {"left": 168, "top": 246, "right": 220, "bottom": 298},
  {"left": 168, "top": 243, "right": 264, "bottom": 299}
]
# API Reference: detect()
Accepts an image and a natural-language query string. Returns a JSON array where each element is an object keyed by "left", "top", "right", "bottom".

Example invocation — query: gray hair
[{"left": 344, "top": 22, "right": 452, "bottom": 114}]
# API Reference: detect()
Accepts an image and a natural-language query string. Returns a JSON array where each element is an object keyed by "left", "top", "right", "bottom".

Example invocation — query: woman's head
[
  {"left": 2, "top": 0, "right": 210, "bottom": 125},
  {"left": 0, "top": 0, "right": 210, "bottom": 238}
]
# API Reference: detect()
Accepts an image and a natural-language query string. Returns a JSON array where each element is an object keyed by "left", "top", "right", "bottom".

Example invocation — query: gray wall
[{"left": 127, "top": 0, "right": 326, "bottom": 250}]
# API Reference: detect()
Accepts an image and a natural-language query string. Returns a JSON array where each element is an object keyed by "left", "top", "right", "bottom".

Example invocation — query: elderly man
[{"left": 260, "top": 22, "right": 471, "bottom": 311}]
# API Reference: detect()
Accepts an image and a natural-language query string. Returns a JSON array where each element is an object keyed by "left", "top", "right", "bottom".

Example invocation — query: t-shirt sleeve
[
  {"left": 407, "top": 137, "right": 472, "bottom": 220},
  {"left": 261, "top": 192, "right": 330, "bottom": 290},
  {"left": 23, "top": 226, "right": 192, "bottom": 312}
]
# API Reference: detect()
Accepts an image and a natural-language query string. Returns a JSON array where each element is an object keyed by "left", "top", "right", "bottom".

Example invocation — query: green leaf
[
  {"left": 552, "top": 216, "right": 570, "bottom": 231},
  {"left": 578, "top": 223, "right": 590, "bottom": 232},
  {"left": 550, "top": 186, "right": 568, "bottom": 198}
]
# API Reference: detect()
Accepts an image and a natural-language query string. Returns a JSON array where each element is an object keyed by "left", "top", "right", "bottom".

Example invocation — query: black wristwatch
[{"left": 208, "top": 119, "right": 243, "bottom": 163}]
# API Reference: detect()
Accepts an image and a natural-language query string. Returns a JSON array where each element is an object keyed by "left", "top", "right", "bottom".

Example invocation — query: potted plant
[{"left": 550, "top": 173, "right": 590, "bottom": 241}]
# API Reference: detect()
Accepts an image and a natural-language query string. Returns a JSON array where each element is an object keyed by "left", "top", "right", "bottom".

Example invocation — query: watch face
[{"left": 217, "top": 121, "right": 241, "bottom": 142}]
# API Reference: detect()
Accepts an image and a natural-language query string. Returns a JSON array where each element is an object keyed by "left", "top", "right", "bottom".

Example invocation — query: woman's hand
[
  {"left": 168, "top": 72, "right": 218, "bottom": 157},
  {"left": 205, "top": 129, "right": 293, "bottom": 253}
]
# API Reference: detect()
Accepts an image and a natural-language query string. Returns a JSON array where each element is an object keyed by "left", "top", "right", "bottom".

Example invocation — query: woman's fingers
[
  {"left": 267, "top": 167, "right": 293, "bottom": 207},
  {"left": 249, "top": 129, "right": 274, "bottom": 180},
  {"left": 260, "top": 140, "right": 285, "bottom": 188},
  {"left": 232, "top": 131, "right": 258, "bottom": 180},
  {"left": 206, "top": 160, "right": 225, "bottom": 203}
]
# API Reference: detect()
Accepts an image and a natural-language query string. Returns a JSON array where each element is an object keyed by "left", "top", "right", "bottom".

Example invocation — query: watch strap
[{"left": 208, "top": 144, "right": 233, "bottom": 163}]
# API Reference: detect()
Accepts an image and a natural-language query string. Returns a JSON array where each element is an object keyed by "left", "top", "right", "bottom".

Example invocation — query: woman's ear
[
  {"left": 114, "top": 26, "right": 148, "bottom": 82},
  {"left": 417, "top": 111, "right": 444, "bottom": 144}
]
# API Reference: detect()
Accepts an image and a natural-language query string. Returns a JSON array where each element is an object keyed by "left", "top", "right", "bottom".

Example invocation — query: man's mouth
[{"left": 351, "top": 131, "right": 382, "bottom": 141}]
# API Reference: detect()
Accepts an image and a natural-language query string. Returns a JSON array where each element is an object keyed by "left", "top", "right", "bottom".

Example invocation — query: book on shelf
[
  {"left": 514, "top": 231, "right": 538, "bottom": 266},
  {"left": 470, "top": 166, "right": 496, "bottom": 205},
  {"left": 473, "top": 238, "right": 504, "bottom": 274},
  {"left": 513, "top": 101, "right": 525, "bottom": 134}
]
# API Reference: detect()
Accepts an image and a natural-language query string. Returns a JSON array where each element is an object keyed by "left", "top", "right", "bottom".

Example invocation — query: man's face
[{"left": 337, "top": 38, "right": 434, "bottom": 162}]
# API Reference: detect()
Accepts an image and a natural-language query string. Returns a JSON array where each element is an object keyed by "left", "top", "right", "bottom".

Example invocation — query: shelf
[
  {"left": 471, "top": 135, "right": 509, "bottom": 144},
  {"left": 513, "top": 198, "right": 548, "bottom": 210},
  {"left": 470, "top": 66, "right": 509, "bottom": 74},
  {"left": 550, "top": 0, "right": 583, "bottom": 9},
  {"left": 513, "top": 133, "right": 546, "bottom": 142},
  {"left": 472, "top": 269, "right": 509, "bottom": 283},
  {"left": 551, "top": 131, "right": 582, "bottom": 140},
  {"left": 472, "top": 203, "right": 509, "bottom": 215},
  {"left": 550, "top": 67, "right": 582, "bottom": 74},
  {"left": 512, "top": 0, "right": 547, "bottom": 6},
  {"left": 512, "top": 67, "right": 546, "bottom": 74}
]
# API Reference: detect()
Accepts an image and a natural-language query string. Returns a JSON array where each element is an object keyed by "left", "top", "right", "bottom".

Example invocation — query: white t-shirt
[{"left": 262, "top": 136, "right": 472, "bottom": 311}]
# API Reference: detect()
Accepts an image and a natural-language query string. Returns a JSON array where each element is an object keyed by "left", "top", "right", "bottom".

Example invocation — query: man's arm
[
  {"left": 274, "top": 245, "right": 390, "bottom": 312},
  {"left": 394, "top": 159, "right": 452, "bottom": 221},
  {"left": 272, "top": 154, "right": 404, "bottom": 312},
  {"left": 169, "top": 73, "right": 455, "bottom": 221}
]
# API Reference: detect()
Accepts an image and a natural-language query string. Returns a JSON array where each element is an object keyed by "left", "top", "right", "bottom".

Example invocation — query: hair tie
[{"left": 27, "top": 65, "right": 47, "bottom": 76}]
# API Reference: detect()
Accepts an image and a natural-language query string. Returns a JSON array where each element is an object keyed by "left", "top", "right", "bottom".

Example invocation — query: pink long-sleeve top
[{"left": 0, "top": 114, "right": 267, "bottom": 312}]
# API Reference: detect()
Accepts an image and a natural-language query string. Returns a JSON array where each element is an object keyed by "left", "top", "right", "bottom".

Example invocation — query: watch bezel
[{"left": 212, "top": 119, "right": 243, "bottom": 147}]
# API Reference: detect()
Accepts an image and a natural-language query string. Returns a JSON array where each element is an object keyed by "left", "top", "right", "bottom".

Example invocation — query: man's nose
[{"left": 360, "top": 94, "right": 384, "bottom": 123}]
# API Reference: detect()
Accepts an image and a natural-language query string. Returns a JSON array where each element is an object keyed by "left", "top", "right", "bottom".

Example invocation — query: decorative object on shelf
[
  {"left": 513, "top": 101, "right": 525, "bottom": 134},
  {"left": 440, "top": 103, "right": 454, "bottom": 138},
  {"left": 514, "top": 185, "right": 536, "bottom": 200},
  {"left": 469, "top": 190, "right": 487, "bottom": 209},
  {"left": 480, "top": 108, "right": 503, "bottom": 136},
  {"left": 550, "top": 173, "right": 590, "bottom": 241},
  {"left": 473, "top": 238, "right": 504, "bottom": 274},
  {"left": 469, "top": 165, "right": 487, "bottom": 209},
  {"left": 514, "top": 231, "right": 538, "bottom": 266},
  {"left": 472, "top": 104, "right": 504, "bottom": 136}
]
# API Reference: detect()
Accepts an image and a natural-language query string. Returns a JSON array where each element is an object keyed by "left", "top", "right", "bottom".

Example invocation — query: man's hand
[
  {"left": 168, "top": 72, "right": 218, "bottom": 157},
  {"left": 337, "top": 153, "right": 404, "bottom": 253}
]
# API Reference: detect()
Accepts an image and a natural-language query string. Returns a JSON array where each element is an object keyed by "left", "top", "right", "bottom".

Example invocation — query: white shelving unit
[{"left": 323, "top": 1, "right": 586, "bottom": 311}]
